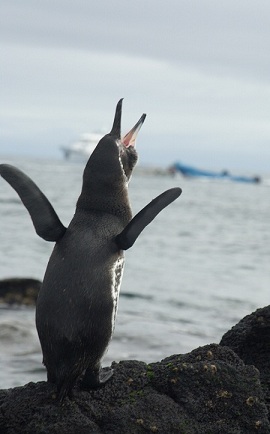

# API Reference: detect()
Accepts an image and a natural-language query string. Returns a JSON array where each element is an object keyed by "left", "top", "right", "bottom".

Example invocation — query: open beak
[
  {"left": 110, "top": 99, "right": 146, "bottom": 147},
  {"left": 122, "top": 113, "right": 146, "bottom": 148}
]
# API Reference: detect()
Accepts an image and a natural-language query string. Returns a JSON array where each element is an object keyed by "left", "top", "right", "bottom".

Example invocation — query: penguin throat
[
  {"left": 118, "top": 154, "right": 128, "bottom": 183},
  {"left": 117, "top": 141, "right": 138, "bottom": 182}
]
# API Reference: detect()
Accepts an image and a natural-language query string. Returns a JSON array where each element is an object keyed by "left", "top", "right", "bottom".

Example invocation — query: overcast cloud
[{"left": 1, "top": 0, "right": 270, "bottom": 170}]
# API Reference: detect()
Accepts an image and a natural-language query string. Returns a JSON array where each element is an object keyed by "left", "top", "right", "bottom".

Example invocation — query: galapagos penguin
[{"left": 0, "top": 99, "right": 181, "bottom": 402}]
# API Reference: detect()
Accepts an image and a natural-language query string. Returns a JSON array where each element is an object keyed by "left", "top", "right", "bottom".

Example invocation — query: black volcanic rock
[
  {"left": 0, "top": 344, "right": 269, "bottom": 434},
  {"left": 220, "top": 305, "right": 270, "bottom": 414},
  {"left": 0, "top": 278, "right": 41, "bottom": 305}
]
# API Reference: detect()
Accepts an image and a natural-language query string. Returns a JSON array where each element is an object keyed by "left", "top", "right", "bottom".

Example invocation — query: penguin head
[
  {"left": 77, "top": 100, "right": 146, "bottom": 217},
  {"left": 108, "top": 98, "right": 146, "bottom": 181},
  {"left": 84, "top": 99, "right": 146, "bottom": 185}
]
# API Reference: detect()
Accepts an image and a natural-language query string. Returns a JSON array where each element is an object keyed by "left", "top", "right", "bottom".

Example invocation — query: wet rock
[
  {"left": 0, "top": 344, "right": 269, "bottom": 434},
  {"left": 220, "top": 305, "right": 270, "bottom": 414},
  {"left": 0, "top": 278, "right": 41, "bottom": 306}
]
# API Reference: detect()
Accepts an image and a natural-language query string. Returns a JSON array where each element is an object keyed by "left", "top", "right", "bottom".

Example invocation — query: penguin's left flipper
[
  {"left": 115, "top": 187, "right": 182, "bottom": 250},
  {"left": 0, "top": 164, "right": 67, "bottom": 242}
]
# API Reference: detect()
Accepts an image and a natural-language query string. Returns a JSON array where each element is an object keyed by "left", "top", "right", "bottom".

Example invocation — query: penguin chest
[{"left": 110, "top": 256, "right": 124, "bottom": 333}]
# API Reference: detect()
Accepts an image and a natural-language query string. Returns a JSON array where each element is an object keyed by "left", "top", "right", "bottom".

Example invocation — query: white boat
[{"left": 61, "top": 132, "right": 104, "bottom": 160}]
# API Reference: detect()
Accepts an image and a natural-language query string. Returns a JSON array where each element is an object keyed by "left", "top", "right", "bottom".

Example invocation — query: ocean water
[{"left": 0, "top": 157, "right": 269, "bottom": 389}]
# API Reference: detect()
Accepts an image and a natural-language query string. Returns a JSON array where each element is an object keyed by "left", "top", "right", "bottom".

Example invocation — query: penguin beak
[
  {"left": 122, "top": 114, "right": 146, "bottom": 148},
  {"left": 110, "top": 99, "right": 146, "bottom": 147},
  {"left": 110, "top": 99, "right": 123, "bottom": 139}
]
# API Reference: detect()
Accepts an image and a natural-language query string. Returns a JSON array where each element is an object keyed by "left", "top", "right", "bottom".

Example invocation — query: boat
[
  {"left": 171, "top": 162, "right": 261, "bottom": 184},
  {"left": 61, "top": 132, "right": 104, "bottom": 160}
]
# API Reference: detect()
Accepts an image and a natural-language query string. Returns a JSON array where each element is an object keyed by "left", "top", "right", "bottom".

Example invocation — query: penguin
[{"left": 0, "top": 99, "right": 181, "bottom": 402}]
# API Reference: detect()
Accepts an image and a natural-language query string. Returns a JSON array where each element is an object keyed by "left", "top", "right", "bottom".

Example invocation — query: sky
[{"left": 1, "top": 0, "right": 270, "bottom": 171}]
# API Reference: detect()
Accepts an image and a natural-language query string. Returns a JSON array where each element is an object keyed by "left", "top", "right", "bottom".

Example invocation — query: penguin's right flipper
[
  {"left": 116, "top": 187, "right": 182, "bottom": 250},
  {"left": 0, "top": 164, "right": 66, "bottom": 241}
]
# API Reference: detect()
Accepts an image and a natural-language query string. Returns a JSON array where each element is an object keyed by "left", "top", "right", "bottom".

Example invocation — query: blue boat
[{"left": 172, "top": 162, "right": 261, "bottom": 184}]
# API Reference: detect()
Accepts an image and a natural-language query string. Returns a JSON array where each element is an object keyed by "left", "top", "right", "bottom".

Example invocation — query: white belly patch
[{"left": 111, "top": 256, "right": 124, "bottom": 333}]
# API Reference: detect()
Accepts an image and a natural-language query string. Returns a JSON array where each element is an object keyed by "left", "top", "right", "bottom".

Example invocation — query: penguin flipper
[
  {"left": 0, "top": 164, "right": 67, "bottom": 241},
  {"left": 115, "top": 187, "right": 182, "bottom": 250}
]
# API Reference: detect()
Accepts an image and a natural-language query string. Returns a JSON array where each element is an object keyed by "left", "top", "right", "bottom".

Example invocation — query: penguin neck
[{"left": 76, "top": 178, "right": 132, "bottom": 224}]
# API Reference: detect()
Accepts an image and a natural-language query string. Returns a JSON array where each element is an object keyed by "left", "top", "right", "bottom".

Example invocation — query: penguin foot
[
  {"left": 81, "top": 367, "right": 114, "bottom": 390},
  {"left": 99, "top": 367, "right": 114, "bottom": 385}
]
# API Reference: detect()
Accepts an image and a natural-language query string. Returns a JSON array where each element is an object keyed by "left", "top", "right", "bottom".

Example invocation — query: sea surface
[{"left": 0, "top": 157, "right": 269, "bottom": 389}]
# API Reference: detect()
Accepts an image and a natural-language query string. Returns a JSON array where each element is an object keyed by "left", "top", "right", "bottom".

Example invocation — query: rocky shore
[
  {"left": 0, "top": 277, "right": 40, "bottom": 305},
  {"left": 0, "top": 279, "right": 269, "bottom": 433}
]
